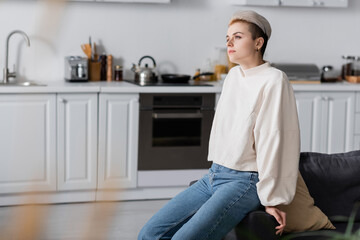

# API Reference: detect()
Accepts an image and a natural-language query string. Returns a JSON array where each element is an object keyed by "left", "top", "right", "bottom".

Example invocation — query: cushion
[
  {"left": 276, "top": 172, "right": 335, "bottom": 233},
  {"left": 299, "top": 151, "right": 360, "bottom": 221}
]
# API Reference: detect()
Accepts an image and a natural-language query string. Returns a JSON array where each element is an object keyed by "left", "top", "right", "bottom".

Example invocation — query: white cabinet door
[
  {"left": 295, "top": 91, "right": 355, "bottom": 154},
  {"left": 295, "top": 92, "right": 322, "bottom": 152},
  {"left": 98, "top": 94, "right": 139, "bottom": 189},
  {"left": 67, "top": 0, "right": 169, "bottom": 2},
  {"left": 231, "top": 0, "right": 279, "bottom": 6},
  {"left": 57, "top": 94, "right": 98, "bottom": 191},
  {"left": 354, "top": 136, "right": 360, "bottom": 150},
  {"left": 280, "top": 0, "right": 347, "bottom": 7},
  {"left": 0, "top": 94, "right": 56, "bottom": 194},
  {"left": 97, "top": 0, "right": 170, "bottom": 2},
  {"left": 321, "top": 92, "right": 355, "bottom": 153}
]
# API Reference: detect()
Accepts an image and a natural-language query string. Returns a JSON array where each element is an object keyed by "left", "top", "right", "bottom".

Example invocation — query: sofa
[{"left": 224, "top": 150, "right": 360, "bottom": 240}]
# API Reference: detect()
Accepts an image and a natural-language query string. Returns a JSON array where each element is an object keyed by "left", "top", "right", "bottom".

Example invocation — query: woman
[{"left": 138, "top": 10, "right": 300, "bottom": 240}]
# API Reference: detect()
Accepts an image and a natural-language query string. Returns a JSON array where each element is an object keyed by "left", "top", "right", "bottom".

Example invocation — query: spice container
[{"left": 114, "top": 65, "right": 123, "bottom": 81}]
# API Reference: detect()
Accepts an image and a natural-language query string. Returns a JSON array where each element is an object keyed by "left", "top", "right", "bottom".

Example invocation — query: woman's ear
[{"left": 255, "top": 37, "right": 264, "bottom": 50}]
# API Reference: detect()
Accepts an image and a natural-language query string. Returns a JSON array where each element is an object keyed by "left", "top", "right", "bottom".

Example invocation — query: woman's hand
[{"left": 265, "top": 206, "right": 286, "bottom": 235}]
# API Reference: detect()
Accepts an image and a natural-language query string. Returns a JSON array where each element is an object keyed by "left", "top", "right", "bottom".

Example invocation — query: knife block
[{"left": 89, "top": 61, "right": 101, "bottom": 81}]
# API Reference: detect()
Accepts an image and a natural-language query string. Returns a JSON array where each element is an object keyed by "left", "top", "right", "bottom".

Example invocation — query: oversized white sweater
[{"left": 208, "top": 62, "right": 300, "bottom": 206}]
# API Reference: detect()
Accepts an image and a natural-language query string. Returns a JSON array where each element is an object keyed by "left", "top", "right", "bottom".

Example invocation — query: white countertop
[{"left": 0, "top": 80, "right": 359, "bottom": 94}]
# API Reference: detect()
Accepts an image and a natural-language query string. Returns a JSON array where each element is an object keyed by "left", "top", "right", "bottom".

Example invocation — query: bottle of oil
[{"left": 114, "top": 65, "right": 123, "bottom": 81}]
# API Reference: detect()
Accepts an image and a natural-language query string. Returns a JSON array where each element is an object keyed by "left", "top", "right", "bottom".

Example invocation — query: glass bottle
[{"left": 114, "top": 65, "right": 123, "bottom": 81}]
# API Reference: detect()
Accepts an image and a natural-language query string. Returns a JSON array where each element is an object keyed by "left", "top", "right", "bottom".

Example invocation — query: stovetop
[{"left": 124, "top": 80, "right": 213, "bottom": 87}]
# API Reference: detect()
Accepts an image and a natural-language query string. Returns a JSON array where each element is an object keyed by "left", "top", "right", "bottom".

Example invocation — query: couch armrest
[{"left": 229, "top": 210, "right": 279, "bottom": 240}]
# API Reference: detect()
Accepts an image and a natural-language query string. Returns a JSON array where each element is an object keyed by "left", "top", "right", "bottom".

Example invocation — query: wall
[{"left": 0, "top": 0, "right": 359, "bottom": 82}]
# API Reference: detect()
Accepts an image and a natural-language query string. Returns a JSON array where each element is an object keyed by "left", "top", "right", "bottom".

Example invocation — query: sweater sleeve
[{"left": 253, "top": 73, "right": 300, "bottom": 206}]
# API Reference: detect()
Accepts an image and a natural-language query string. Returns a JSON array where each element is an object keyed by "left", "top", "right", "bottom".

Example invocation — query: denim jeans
[{"left": 138, "top": 163, "right": 261, "bottom": 240}]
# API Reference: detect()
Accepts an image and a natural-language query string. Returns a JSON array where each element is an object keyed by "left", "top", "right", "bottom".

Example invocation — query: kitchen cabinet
[
  {"left": 354, "top": 92, "right": 360, "bottom": 150},
  {"left": 231, "top": 0, "right": 348, "bottom": 7},
  {"left": 0, "top": 94, "right": 56, "bottom": 194},
  {"left": 57, "top": 94, "right": 98, "bottom": 191},
  {"left": 98, "top": 0, "right": 170, "bottom": 2},
  {"left": 280, "top": 0, "right": 348, "bottom": 7},
  {"left": 98, "top": 93, "right": 139, "bottom": 189},
  {"left": 67, "top": 0, "right": 170, "bottom": 3},
  {"left": 355, "top": 136, "right": 360, "bottom": 150},
  {"left": 231, "top": 0, "right": 278, "bottom": 6},
  {"left": 295, "top": 91, "right": 355, "bottom": 154}
]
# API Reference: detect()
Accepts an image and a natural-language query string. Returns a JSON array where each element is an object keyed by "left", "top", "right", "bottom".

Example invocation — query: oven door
[{"left": 138, "top": 108, "right": 214, "bottom": 170}]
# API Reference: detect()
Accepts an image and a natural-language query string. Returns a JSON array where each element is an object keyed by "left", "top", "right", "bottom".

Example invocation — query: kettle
[{"left": 131, "top": 55, "right": 158, "bottom": 85}]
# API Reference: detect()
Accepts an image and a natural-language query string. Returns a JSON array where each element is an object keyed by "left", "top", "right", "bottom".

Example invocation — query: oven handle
[{"left": 152, "top": 112, "right": 203, "bottom": 119}]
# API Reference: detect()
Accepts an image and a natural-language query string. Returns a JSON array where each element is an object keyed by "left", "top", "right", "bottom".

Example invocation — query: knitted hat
[{"left": 230, "top": 10, "right": 272, "bottom": 39}]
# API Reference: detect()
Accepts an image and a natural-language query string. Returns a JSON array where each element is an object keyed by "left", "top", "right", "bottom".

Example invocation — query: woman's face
[{"left": 226, "top": 21, "right": 260, "bottom": 66}]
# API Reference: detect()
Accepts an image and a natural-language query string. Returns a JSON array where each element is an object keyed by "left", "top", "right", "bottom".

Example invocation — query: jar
[
  {"left": 341, "top": 55, "right": 354, "bottom": 79},
  {"left": 114, "top": 65, "right": 123, "bottom": 81},
  {"left": 352, "top": 56, "right": 360, "bottom": 76}
]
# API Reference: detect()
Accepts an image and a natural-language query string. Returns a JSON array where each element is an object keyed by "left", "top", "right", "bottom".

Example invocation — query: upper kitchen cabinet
[
  {"left": 98, "top": 93, "right": 139, "bottom": 190},
  {"left": 231, "top": 0, "right": 278, "bottom": 6},
  {"left": 57, "top": 93, "right": 98, "bottom": 191},
  {"left": 280, "top": 0, "right": 348, "bottom": 7},
  {"left": 97, "top": 0, "right": 170, "bottom": 2},
  {"left": 232, "top": 0, "right": 348, "bottom": 7},
  {"left": 67, "top": 0, "right": 170, "bottom": 3},
  {"left": 0, "top": 94, "right": 56, "bottom": 194}
]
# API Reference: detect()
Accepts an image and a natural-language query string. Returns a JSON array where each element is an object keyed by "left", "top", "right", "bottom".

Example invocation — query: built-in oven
[{"left": 137, "top": 93, "right": 215, "bottom": 187}]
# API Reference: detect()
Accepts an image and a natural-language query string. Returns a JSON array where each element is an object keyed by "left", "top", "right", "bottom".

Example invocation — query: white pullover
[{"left": 208, "top": 62, "right": 300, "bottom": 206}]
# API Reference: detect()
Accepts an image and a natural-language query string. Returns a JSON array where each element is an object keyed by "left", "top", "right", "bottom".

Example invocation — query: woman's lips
[{"left": 228, "top": 50, "right": 235, "bottom": 54}]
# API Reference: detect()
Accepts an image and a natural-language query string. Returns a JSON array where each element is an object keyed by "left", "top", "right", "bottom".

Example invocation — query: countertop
[{"left": 0, "top": 80, "right": 360, "bottom": 94}]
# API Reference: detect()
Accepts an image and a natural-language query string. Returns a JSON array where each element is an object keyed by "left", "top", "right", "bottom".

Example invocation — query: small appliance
[{"left": 64, "top": 56, "right": 88, "bottom": 82}]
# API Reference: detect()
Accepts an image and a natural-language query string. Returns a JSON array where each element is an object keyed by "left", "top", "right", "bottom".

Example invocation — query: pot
[
  {"left": 161, "top": 74, "right": 191, "bottom": 83},
  {"left": 131, "top": 55, "right": 158, "bottom": 85}
]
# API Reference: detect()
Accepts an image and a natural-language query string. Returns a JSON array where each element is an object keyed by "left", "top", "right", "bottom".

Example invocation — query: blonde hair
[{"left": 229, "top": 19, "right": 268, "bottom": 57}]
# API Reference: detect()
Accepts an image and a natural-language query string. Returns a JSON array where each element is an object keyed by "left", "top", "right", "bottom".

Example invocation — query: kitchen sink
[{"left": 0, "top": 81, "right": 47, "bottom": 86}]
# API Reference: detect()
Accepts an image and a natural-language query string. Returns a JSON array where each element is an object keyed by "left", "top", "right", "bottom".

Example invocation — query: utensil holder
[{"left": 89, "top": 61, "right": 101, "bottom": 81}]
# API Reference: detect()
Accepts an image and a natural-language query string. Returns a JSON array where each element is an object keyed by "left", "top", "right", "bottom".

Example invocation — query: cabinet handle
[{"left": 59, "top": 98, "right": 67, "bottom": 103}]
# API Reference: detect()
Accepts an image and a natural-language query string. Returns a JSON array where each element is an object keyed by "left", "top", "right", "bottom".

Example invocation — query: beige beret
[{"left": 230, "top": 10, "right": 272, "bottom": 39}]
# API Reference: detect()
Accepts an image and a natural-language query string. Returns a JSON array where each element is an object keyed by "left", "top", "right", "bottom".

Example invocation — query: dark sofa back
[{"left": 299, "top": 150, "right": 360, "bottom": 221}]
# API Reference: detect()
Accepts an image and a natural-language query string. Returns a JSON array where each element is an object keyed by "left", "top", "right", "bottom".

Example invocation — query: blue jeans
[{"left": 138, "top": 163, "right": 261, "bottom": 240}]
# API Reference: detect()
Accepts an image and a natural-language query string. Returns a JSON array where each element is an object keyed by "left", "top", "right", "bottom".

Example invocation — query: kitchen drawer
[
  {"left": 355, "top": 113, "right": 360, "bottom": 134},
  {"left": 356, "top": 92, "right": 360, "bottom": 112}
]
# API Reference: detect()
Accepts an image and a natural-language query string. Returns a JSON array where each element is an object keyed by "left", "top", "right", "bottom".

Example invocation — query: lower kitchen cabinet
[
  {"left": 295, "top": 91, "right": 355, "bottom": 153},
  {"left": 57, "top": 93, "right": 98, "bottom": 191},
  {"left": 98, "top": 93, "right": 139, "bottom": 189},
  {"left": 0, "top": 94, "right": 56, "bottom": 194},
  {"left": 354, "top": 136, "right": 360, "bottom": 150}
]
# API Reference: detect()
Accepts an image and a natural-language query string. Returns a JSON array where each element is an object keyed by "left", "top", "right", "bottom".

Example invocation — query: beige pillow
[{"left": 276, "top": 172, "right": 336, "bottom": 233}]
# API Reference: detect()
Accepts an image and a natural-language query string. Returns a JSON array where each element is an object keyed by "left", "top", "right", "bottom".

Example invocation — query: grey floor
[{"left": 0, "top": 199, "right": 168, "bottom": 240}]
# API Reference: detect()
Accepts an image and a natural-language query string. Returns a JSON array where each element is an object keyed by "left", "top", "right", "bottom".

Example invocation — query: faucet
[{"left": 3, "top": 30, "right": 31, "bottom": 83}]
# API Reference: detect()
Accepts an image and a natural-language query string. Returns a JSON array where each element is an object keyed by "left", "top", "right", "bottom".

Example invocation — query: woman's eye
[{"left": 234, "top": 36, "right": 241, "bottom": 40}]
